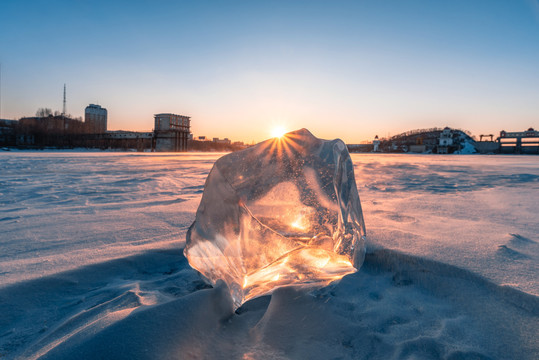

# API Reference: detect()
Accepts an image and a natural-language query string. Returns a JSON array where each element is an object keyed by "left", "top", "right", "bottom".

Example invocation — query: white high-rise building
[{"left": 85, "top": 104, "right": 107, "bottom": 134}]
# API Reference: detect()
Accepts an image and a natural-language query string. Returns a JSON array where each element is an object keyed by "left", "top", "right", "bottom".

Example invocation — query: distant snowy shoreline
[{"left": 4, "top": 147, "right": 539, "bottom": 156}]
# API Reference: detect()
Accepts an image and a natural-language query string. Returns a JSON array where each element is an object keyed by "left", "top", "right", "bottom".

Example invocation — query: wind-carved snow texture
[{"left": 185, "top": 129, "right": 366, "bottom": 308}]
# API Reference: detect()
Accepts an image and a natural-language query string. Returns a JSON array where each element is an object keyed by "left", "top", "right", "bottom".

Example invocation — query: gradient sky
[{"left": 1, "top": 0, "right": 538, "bottom": 143}]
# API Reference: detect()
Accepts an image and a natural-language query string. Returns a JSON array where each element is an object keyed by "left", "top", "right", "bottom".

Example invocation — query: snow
[
  {"left": 0, "top": 152, "right": 538, "bottom": 359},
  {"left": 453, "top": 140, "right": 477, "bottom": 154}
]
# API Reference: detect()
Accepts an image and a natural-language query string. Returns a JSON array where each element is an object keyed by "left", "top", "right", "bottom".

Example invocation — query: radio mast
[
  {"left": 62, "top": 83, "right": 66, "bottom": 116},
  {"left": 0, "top": 63, "right": 2, "bottom": 120}
]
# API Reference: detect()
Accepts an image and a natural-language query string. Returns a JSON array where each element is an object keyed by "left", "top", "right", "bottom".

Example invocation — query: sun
[{"left": 271, "top": 126, "right": 287, "bottom": 139}]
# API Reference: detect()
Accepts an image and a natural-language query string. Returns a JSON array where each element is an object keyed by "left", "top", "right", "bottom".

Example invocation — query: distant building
[
  {"left": 438, "top": 127, "right": 453, "bottom": 154},
  {"left": 85, "top": 104, "right": 107, "bottom": 134},
  {"left": 498, "top": 128, "right": 539, "bottom": 154},
  {"left": 213, "top": 137, "right": 231, "bottom": 145},
  {"left": 0, "top": 119, "right": 18, "bottom": 146},
  {"left": 373, "top": 135, "right": 380, "bottom": 152},
  {"left": 347, "top": 143, "right": 373, "bottom": 153},
  {"left": 17, "top": 115, "right": 86, "bottom": 147},
  {"left": 154, "top": 113, "right": 191, "bottom": 151},
  {"left": 409, "top": 136, "right": 426, "bottom": 153},
  {"left": 105, "top": 131, "right": 153, "bottom": 151}
]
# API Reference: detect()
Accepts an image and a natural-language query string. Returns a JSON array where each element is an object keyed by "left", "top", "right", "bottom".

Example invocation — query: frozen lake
[
  {"left": 0, "top": 152, "right": 538, "bottom": 359},
  {"left": 1, "top": 152, "right": 537, "bottom": 295}
]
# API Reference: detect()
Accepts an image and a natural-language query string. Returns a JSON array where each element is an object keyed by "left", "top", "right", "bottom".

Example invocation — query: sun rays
[{"left": 264, "top": 129, "right": 307, "bottom": 162}]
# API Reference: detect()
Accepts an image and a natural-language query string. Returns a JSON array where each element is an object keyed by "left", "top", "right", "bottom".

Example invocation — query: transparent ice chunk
[{"left": 184, "top": 129, "right": 366, "bottom": 309}]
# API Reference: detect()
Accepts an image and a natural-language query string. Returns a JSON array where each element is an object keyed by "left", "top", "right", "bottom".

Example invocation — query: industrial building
[
  {"left": 153, "top": 113, "right": 191, "bottom": 151},
  {"left": 498, "top": 128, "right": 539, "bottom": 154},
  {"left": 2, "top": 109, "right": 193, "bottom": 151},
  {"left": 1, "top": 84, "right": 198, "bottom": 151}
]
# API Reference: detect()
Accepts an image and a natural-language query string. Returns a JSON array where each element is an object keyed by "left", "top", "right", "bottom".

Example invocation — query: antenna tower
[
  {"left": 62, "top": 83, "right": 66, "bottom": 116},
  {"left": 0, "top": 63, "right": 2, "bottom": 120}
]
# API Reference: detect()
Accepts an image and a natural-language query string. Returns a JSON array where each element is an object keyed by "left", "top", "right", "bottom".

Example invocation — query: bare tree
[{"left": 36, "top": 108, "right": 52, "bottom": 117}]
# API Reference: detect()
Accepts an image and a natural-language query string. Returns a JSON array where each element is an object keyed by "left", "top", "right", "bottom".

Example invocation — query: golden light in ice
[
  {"left": 184, "top": 129, "right": 366, "bottom": 309},
  {"left": 290, "top": 215, "right": 308, "bottom": 230},
  {"left": 271, "top": 126, "right": 287, "bottom": 139}
]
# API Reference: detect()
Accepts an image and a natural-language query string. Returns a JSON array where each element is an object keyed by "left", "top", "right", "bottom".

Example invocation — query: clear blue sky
[{"left": 1, "top": 0, "right": 538, "bottom": 143}]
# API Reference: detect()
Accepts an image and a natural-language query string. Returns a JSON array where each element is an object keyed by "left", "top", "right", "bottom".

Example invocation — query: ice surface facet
[{"left": 184, "top": 129, "right": 366, "bottom": 308}]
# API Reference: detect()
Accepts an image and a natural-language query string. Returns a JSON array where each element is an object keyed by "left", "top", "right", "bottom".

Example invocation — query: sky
[{"left": 1, "top": 0, "right": 538, "bottom": 144}]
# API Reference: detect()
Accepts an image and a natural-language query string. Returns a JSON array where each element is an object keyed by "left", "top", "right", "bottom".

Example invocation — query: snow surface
[
  {"left": 0, "top": 152, "right": 538, "bottom": 359},
  {"left": 453, "top": 140, "right": 477, "bottom": 154}
]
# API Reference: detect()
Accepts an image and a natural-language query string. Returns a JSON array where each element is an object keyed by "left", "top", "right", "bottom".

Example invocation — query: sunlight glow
[
  {"left": 291, "top": 216, "right": 308, "bottom": 231},
  {"left": 271, "top": 126, "right": 287, "bottom": 139}
]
